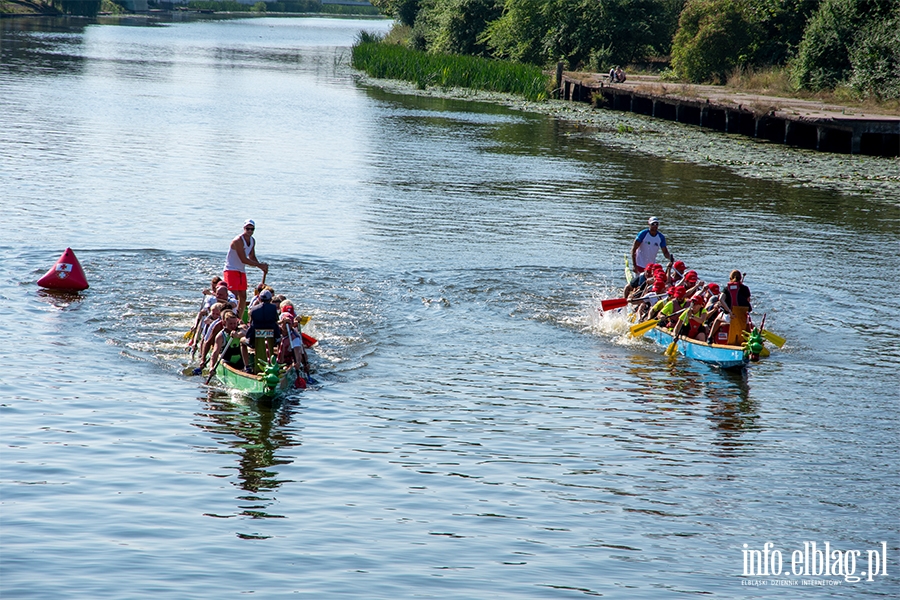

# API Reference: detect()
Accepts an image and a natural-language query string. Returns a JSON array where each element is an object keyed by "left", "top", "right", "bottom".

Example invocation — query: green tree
[
  {"left": 792, "top": 0, "right": 898, "bottom": 94},
  {"left": 482, "top": 0, "right": 680, "bottom": 68},
  {"left": 742, "top": 0, "right": 821, "bottom": 66},
  {"left": 482, "top": 0, "right": 550, "bottom": 64},
  {"left": 847, "top": 4, "right": 900, "bottom": 98},
  {"left": 671, "top": 0, "right": 754, "bottom": 82},
  {"left": 415, "top": 0, "right": 504, "bottom": 56},
  {"left": 791, "top": 0, "right": 858, "bottom": 89},
  {"left": 370, "top": 0, "right": 422, "bottom": 25}
]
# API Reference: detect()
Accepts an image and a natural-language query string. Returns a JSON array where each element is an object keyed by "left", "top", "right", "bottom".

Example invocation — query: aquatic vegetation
[{"left": 351, "top": 37, "right": 550, "bottom": 101}]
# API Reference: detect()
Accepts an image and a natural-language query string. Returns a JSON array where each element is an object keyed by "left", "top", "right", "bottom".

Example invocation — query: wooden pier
[{"left": 559, "top": 73, "right": 900, "bottom": 157}]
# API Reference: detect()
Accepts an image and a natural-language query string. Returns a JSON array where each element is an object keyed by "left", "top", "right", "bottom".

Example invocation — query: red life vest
[
  {"left": 716, "top": 324, "right": 730, "bottom": 344},
  {"left": 727, "top": 282, "right": 741, "bottom": 307}
]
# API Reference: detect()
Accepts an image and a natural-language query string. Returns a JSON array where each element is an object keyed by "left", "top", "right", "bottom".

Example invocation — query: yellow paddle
[
  {"left": 665, "top": 310, "right": 692, "bottom": 357},
  {"left": 761, "top": 329, "right": 786, "bottom": 348},
  {"left": 629, "top": 307, "right": 688, "bottom": 337},
  {"left": 630, "top": 318, "right": 662, "bottom": 337}
]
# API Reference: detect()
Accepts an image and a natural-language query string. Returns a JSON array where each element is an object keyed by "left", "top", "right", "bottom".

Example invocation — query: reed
[{"left": 351, "top": 39, "right": 550, "bottom": 101}]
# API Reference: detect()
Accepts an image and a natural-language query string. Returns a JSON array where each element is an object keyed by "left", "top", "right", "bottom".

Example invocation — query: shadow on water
[
  {"left": 193, "top": 389, "right": 303, "bottom": 531},
  {"left": 35, "top": 288, "right": 87, "bottom": 309}
]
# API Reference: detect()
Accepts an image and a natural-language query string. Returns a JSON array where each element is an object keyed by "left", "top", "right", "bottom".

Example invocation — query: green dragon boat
[{"left": 214, "top": 358, "right": 299, "bottom": 400}]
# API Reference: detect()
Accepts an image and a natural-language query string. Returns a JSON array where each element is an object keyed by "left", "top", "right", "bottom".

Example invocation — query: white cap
[
  {"left": 648, "top": 216, "right": 659, "bottom": 225},
  {"left": 244, "top": 219, "right": 255, "bottom": 228},
  {"left": 259, "top": 289, "right": 272, "bottom": 301}
]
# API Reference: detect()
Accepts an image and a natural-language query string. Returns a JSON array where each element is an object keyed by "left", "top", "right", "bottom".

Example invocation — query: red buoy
[{"left": 37, "top": 248, "right": 89, "bottom": 292}]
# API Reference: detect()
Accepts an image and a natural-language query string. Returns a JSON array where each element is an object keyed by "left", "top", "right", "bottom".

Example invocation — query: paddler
[
  {"left": 708, "top": 271, "right": 752, "bottom": 345},
  {"left": 651, "top": 285, "right": 689, "bottom": 329},
  {"left": 223, "top": 219, "right": 268, "bottom": 321},
  {"left": 207, "top": 310, "right": 250, "bottom": 373}
]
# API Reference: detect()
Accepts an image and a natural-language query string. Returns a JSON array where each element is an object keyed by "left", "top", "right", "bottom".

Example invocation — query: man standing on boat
[
  {"left": 631, "top": 217, "right": 672, "bottom": 273},
  {"left": 223, "top": 219, "right": 268, "bottom": 320},
  {"left": 624, "top": 217, "right": 674, "bottom": 297}
]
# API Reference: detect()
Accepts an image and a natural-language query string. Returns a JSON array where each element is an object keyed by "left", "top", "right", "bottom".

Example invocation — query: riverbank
[{"left": 355, "top": 73, "right": 900, "bottom": 203}]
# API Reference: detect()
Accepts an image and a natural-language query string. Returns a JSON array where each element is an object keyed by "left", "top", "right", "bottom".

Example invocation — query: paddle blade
[
  {"left": 301, "top": 333, "right": 317, "bottom": 348},
  {"left": 665, "top": 339, "right": 678, "bottom": 357},
  {"left": 183, "top": 329, "right": 194, "bottom": 340},
  {"left": 299, "top": 315, "right": 311, "bottom": 326},
  {"left": 630, "top": 319, "right": 659, "bottom": 337},
  {"left": 761, "top": 329, "right": 786, "bottom": 348},
  {"left": 600, "top": 297, "right": 629, "bottom": 311}
]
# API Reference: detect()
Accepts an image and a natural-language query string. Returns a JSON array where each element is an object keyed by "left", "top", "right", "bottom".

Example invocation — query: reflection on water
[
  {"left": 626, "top": 352, "right": 759, "bottom": 452},
  {"left": 194, "top": 390, "right": 302, "bottom": 526}
]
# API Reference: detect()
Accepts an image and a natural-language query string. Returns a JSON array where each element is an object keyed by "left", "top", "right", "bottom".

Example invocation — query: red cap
[
  {"left": 281, "top": 305, "right": 295, "bottom": 314},
  {"left": 707, "top": 283, "right": 720, "bottom": 294},
  {"left": 674, "top": 285, "right": 687, "bottom": 298},
  {"left": 653, "top": 279, "right": 667, "bottom": 291},
  {"left": 684, "top": 270, "right": 698, "bottom": 281},
  {"left": 644, "top": 263, "right": 658, "bottom": 273},
  {"left": 673, "top": 260, "right": 686, "bottom": 271},
  {"left": 691, "top": 293, "right": 705, "bottom": 305}
]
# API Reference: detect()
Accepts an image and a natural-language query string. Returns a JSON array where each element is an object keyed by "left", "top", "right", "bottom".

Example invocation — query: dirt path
[{"left": 568, "top": 73, "right": 900, "bottom": 121}]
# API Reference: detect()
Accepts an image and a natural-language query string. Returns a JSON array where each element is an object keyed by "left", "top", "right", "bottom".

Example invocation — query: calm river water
[{"left": 1, "top": 15, "right": 898, "bottom": 599}]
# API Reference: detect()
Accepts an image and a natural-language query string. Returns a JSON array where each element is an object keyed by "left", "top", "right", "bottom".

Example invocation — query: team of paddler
[
  {"left": 612, "top": 216, "right": 756, "bottom": 348},
  {"left": 187, "top": 219, "right": 313, "bottom": 384}
]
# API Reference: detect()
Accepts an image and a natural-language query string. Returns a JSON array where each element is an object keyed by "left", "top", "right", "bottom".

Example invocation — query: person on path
[{"left": 223, "top": 219, "right": 268, "bottom": 320}]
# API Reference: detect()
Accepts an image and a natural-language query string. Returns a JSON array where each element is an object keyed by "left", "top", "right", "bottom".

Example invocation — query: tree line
[{"left": 369, "top": 0, "right": 899, "bottom": 99}]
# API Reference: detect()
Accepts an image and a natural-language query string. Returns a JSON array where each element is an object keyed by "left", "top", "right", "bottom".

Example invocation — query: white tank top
[{"left": 224, "top": 235, "right": 254, "bottom": 272}]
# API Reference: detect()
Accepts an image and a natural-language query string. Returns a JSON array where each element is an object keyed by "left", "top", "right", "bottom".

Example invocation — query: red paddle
[{"left": 599, "top": 297, "right": 629, "bottom": 311}]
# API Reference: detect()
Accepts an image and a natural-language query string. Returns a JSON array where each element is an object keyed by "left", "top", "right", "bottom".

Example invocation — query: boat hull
[
  {"left": 644, "top": 326, "right": 749, "bottom": 369},
  {"left": 214, "top": 361, "right": 297, "bottom": 400}
]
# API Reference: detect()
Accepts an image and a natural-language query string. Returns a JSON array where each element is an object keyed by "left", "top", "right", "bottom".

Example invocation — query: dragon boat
[
  {"left": 214, "top": 358, "right": 300, "bottom": 400},
  {"left": 621, "top": 254, "right": 773, "bottom": 369},
  {"left": 641, "top": 325, "right": 765, "bottom": 369},
  {"left": 206, "top": 326, "right": 316, "bottom": 400}
]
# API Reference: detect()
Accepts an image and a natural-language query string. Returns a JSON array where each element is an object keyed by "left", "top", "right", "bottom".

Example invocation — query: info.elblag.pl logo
[{"left": 742, "top": 542, "right": 890, "bottom": 583}]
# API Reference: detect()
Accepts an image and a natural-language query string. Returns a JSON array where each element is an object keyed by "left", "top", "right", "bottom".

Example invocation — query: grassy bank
[{"left": 351, "top": 35, "right": 550, "bottom": 102}]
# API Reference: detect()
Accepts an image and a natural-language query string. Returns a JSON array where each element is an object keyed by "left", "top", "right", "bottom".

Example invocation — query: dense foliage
[
  {"left": 184, "top": 0, "right": 379, "bottom": 13},
  {"left": 369, "top": 0, "right": 899, "bottom": 98},
  {"left": 793, "top": 0, "right": 899, "bottom": 98},
  {"left": 374, "top": 0, "right": 683, "bottom": 69}
]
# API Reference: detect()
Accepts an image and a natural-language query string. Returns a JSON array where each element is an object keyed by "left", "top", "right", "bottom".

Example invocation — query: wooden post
[{"left": 555, "top": 62, "right": 563, "bottom": 99}]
